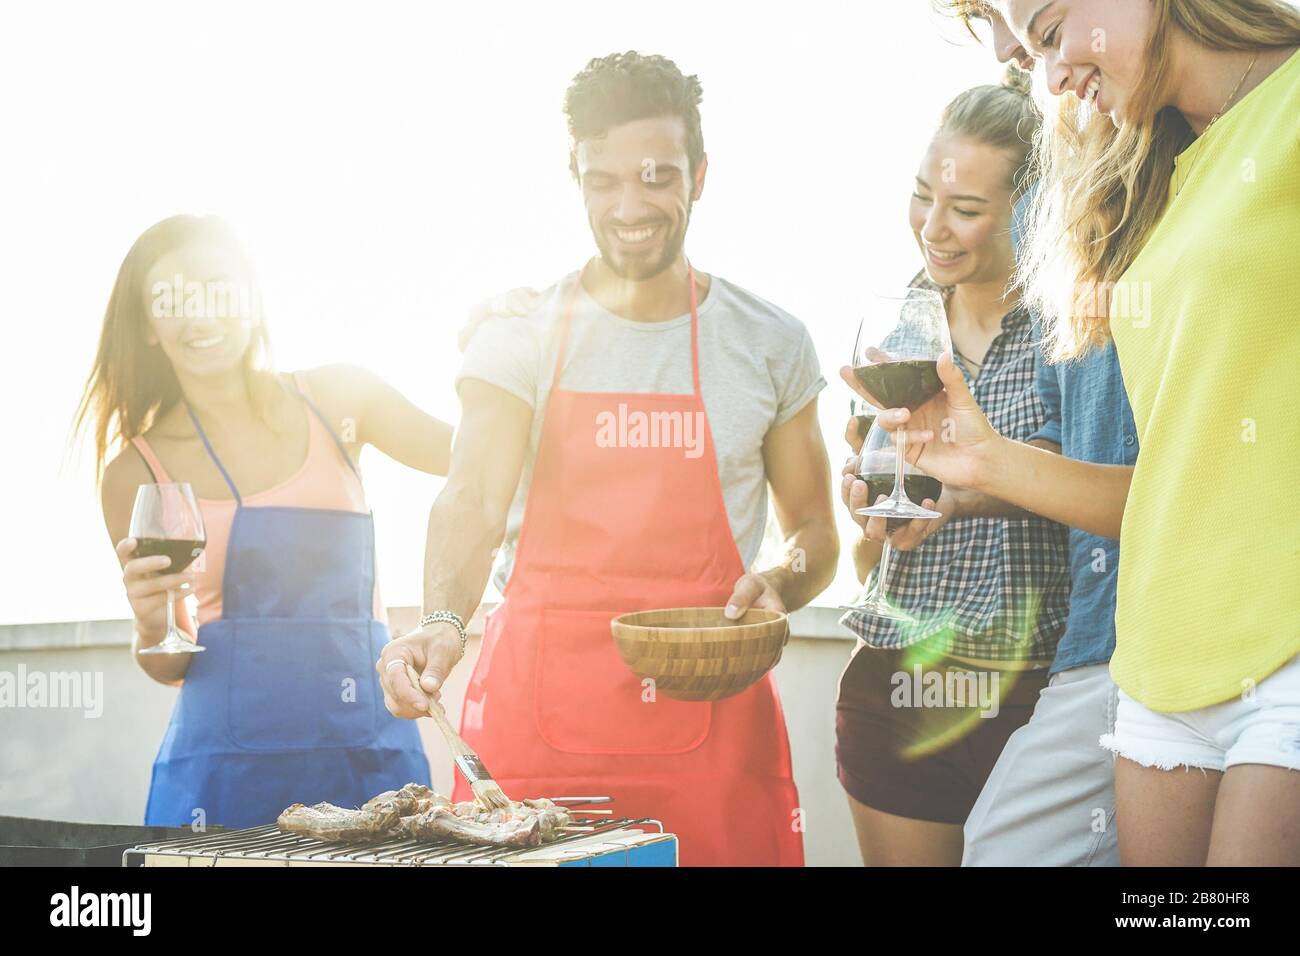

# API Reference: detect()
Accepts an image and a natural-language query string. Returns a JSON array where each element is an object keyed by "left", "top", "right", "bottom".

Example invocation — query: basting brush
[{"left": 403, "top": 661, "right": 511, "bottom": 810}]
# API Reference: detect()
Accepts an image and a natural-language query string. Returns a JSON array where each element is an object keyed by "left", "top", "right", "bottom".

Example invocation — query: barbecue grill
[{"left": 123, "top": 799, "right": 677, "bottom": 867}]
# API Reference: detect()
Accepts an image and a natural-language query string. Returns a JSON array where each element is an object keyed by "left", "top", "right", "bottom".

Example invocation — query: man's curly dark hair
[{"left": 563, "top": 51, "right": 704, "bottom": 182}]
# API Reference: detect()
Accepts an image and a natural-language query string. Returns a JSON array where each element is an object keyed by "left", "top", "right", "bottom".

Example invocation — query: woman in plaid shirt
[{"left": 834, "top": 74, "right": 1070, "bottom": 865}]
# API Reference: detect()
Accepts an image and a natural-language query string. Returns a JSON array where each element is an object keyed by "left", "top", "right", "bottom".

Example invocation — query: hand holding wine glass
[
  {"left": 115, "top": 537, "right": 195, "bottom": 640},
  {"left": 127, "top": 483, "right": 207, "bottom": 655},
  {"left": 840, "top": 349, "right": 999, "bottom": 492},
  {"left": 843, "top": 445, "right": 955, "bottom": 550},
  {"left": 848, "top": 289, "right": 951, "bottom": 521},
  {"left": 862, "top": 487, "right": 956, "bottom": 551}
]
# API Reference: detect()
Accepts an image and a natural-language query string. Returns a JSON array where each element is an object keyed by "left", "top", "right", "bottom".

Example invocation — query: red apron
[{"left": 453, "top": 264, "right": 804, "bottom": 866}]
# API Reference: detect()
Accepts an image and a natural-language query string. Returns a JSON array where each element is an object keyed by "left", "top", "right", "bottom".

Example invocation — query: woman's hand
[
  {"left": 862, "top": 489, "right": 956, "bottom": 551},
  {"left": 376, "top": 624, "right": 465, "bottom": 718},
  {"left": 839, "top": 351, "right": 1001, "bottom": 490},
  {"left": 844, "top": 415, "right": 867, "bottom": 454},
  {"left": 457, "top": 287, "right": 542, "bottom": 352},
  {"left": 840, "top": 455, "right": 873, "bottom": 531},
  {"left": 840, "top": 456, "right": 949, "bottom": 548},
  {"left": 115, "top": 537, "right": 193, "bottom": 645}
]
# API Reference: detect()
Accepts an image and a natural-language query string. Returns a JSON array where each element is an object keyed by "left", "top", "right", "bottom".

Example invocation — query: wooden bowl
[{"left": 610, "top": 607, "right": 789, "bottom": 702}]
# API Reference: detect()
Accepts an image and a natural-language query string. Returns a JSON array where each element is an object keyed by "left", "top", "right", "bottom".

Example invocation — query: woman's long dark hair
[{"left": 71, "top": 214, "right": 275, "bottom": 482}]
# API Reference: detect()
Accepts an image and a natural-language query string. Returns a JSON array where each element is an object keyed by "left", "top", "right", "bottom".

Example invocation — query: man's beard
[{"left": 592, "top": 203, "right": 692, "bottom": 281}]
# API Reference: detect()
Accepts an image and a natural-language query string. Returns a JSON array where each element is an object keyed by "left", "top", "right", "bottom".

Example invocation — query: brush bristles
[{"left": 472, "top": 779, "right": 511, "bottom": 810}]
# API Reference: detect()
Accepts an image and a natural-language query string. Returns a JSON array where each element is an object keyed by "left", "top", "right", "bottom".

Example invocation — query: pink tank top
[{"left": 130, "top": 372, "right": 386, "bottom": 626}]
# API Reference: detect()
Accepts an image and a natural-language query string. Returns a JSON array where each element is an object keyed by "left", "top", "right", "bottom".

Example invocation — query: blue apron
[{"left": 143, "top": 390, "right": 430, "bottom": 828}]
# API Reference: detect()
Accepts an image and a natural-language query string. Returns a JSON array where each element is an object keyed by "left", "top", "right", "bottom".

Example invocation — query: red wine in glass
[
  {"left": 852, "top": 289, "right": 950, "bottom": 522},
  {"left": 852, "top": 360, "right": 943, "bottom": 411},
  {"left": 129, "top": 483, "right": 207, "bottom": 655},
  {"left": 134, "top": 538, "right": 206, "bottom": 573}
]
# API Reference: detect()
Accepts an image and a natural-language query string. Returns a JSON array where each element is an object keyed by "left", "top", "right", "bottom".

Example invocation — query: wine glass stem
[
  {"left": 892, "top": 428, "right": 914, "bottom": 504},
  {"left": 165, "top": 588, "right": 178, "bottom": 640},
  {"left": 877, "top": 540, "right": 894, "bottom": 602}
]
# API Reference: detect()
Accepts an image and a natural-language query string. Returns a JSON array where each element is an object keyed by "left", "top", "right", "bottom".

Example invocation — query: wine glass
[
  {"left": 839, "top": 423, "right": 943, "bottom": 622},
  {"left": 852, "top": 288, "right": 950, "bottom": 521},
  {"left": 129, "top": 483, "right": 207, "bottom": 655}
]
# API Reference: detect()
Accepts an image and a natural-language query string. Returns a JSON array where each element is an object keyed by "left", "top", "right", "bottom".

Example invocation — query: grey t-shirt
[{"left": 457, "top": 271, "right": 827, "bottom": 592}]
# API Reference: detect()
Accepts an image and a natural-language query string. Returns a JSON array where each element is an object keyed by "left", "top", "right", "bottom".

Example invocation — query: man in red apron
[{"left": 379, "top": 52, "right": 837, "bottom": 866}]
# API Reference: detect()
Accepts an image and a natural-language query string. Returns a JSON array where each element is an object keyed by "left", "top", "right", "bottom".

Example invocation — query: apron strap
[
  {"left": 185, "top": 404, "right": 243, "bottom": 505},
  {"left": 686, "top": 262, "right": 700, "bottom": 398},
  {"left": 184, "top": 375, "right": 362, "bottom": 506},
  {"left": 552, "top": 260, "right": 701, "bottom": 399}
]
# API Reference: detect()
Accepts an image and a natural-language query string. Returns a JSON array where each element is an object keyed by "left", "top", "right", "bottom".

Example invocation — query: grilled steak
[
  {"left": 276, "top": 801, "right": 401, "bottom": 843},
  {"left": 278, "top": 787, "right": 572, "bottom": 848}
]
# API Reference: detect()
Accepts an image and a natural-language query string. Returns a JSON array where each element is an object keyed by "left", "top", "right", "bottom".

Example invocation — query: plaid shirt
[{"left": 844, "top": 273, "right": 1071, "bottom": 665}]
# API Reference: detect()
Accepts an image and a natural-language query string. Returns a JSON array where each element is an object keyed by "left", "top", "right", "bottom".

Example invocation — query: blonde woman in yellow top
[{"left": 848, "top": 0, "right": 1300, "bottom": 866}]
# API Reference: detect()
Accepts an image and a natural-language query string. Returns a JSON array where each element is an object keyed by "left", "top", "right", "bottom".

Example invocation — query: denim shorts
[{"left": 1100, "top": 654, "right": 1300, "bottom": 772}]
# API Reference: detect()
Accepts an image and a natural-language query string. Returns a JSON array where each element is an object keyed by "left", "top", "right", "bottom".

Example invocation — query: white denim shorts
[{"left": 1099, "top": 654, "right": 1300, "bottom": 772}]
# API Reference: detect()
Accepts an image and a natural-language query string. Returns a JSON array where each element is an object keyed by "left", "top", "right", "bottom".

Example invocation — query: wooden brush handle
[{"left": 402, "top": 661, "right": 471, "bottom": 757}]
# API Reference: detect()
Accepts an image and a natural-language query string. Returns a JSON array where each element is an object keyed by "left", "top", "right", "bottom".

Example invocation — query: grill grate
[{"left": 123, "top": 799, "right": 672, "bottom": 867}]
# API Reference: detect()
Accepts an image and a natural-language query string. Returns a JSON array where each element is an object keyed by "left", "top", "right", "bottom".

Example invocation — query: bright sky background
[{"left": 0, "top": 0, "right": 1001, "bottom": 625}]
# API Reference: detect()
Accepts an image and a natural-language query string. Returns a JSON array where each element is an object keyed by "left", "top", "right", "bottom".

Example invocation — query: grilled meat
[
  {"left": 362, "top": 783, "right": 447, "bottom": 817},
  {"left": 402, "top": 806, "right": 542, "bottom": 848},
  {"left": 278, "top": 786, "right": 573, "bottom": 848},
  {"left": 401, "top": 796, "right": 572, "bottom": 848},
  {"left": 276, "top": 801, "right": 401, "bottom": 843}
]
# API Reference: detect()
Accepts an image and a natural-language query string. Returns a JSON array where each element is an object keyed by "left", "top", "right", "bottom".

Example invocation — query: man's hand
[
  {"left": 723, "top": 571, "right": 788, "bottom": 619},
  {"left": 748, "top": 398, "right": 838, "bottom": 613},
  {"left": 376, "top": 624, "right": 464, "bottom": 719},
  {"left": 839, "top": 352, "right": 999, "bottom": 489}
]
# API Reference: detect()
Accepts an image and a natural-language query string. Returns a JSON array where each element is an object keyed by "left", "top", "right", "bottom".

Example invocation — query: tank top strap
[
  {"left": 129, "top": 435, "right": 171, "bottom": 484},
  {"left": 290, "top": 371, "right": 362, "bottom": 483}
]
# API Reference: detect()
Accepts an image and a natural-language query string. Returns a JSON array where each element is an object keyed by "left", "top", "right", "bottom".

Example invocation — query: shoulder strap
[
  {"left": 185, "top": 405, "right": 243, "bottom": 504},
  {"left": 291, "top": 371, "right": 362, "bottom": 481},
  {"left": 553, "top": 263, "right": 701, "bottom": 397},
  {"left": 550, "top": 271, "right": 585, "bottom": 391},
  {"left": 129, "top": 435, "right": 167, "bottom": 484}
]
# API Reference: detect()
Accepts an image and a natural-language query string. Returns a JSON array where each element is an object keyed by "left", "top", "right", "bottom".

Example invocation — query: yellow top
[{"left": 1108, "top": 48, "right": 1300, "bottom": 712}]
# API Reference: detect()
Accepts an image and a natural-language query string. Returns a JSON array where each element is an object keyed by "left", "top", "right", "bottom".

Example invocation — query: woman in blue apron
[{"left": 78, "top": 214, "right": 453, "bottom": 827}]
